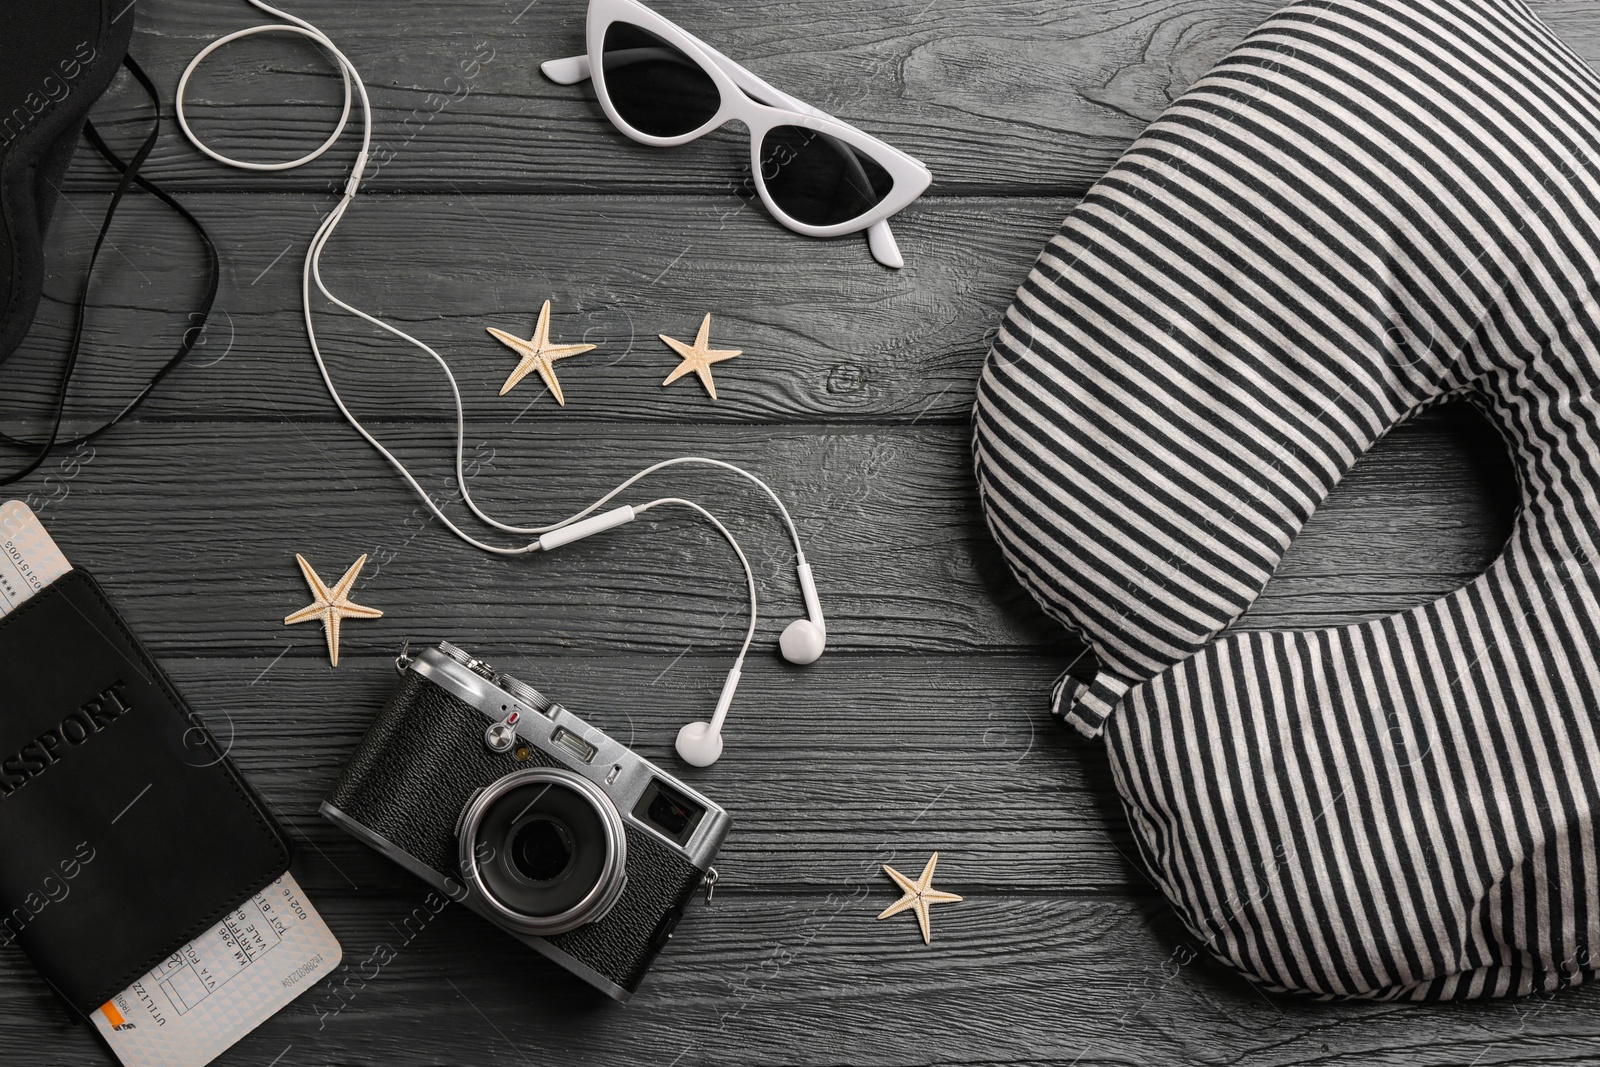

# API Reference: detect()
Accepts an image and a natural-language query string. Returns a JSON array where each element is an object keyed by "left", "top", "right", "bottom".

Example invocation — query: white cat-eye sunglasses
[{"left": 542, "top": 0, "right": 933, "bottom": 268}]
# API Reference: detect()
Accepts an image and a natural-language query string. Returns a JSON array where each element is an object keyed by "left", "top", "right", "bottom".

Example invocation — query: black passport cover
[{"left": 0, "top": 569, "right": 289, "bottom": 1014}]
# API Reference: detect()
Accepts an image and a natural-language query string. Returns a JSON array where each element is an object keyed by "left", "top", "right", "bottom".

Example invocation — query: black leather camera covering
[
  {"left": 0, "top": 0, "right": 134, "bottom": 363},
  {"left": 326, "top": 671, "right": 705, "bottom": 994},
  {"left": 0, "top": 569, "right": 290, "bottom": 1014}
]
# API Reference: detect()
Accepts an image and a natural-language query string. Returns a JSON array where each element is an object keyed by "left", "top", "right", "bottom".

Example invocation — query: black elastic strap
[{"left": 0, "top": 54, "right": 220, "bottom": 487}]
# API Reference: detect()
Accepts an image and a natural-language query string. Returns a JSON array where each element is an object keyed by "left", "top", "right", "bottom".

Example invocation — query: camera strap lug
[
  {"left": 703, "top": 866, "right": 719, "bottom": 906},
  {"left": 394, "top": 640, "right": 413, "bottom": 675}
]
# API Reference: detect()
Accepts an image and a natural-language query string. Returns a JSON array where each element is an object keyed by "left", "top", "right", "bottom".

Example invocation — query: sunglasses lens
[
  {"left": 759, "top": 125, "right": 895, "bottom": 227},
  {"left": 601, "top": 23, "right": 721, "bottom": 138}
]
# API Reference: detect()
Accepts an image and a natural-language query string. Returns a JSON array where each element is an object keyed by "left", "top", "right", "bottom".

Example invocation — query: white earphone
[
  {"left": 177, "top": 1, "right": 826, "bottom": 767},
  {"left": 781, "top": 561, "right": 828, "bottom": 666}
]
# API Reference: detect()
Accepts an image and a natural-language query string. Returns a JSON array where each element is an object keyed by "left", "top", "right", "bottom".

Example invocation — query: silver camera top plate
[{"left": 408, "top": 643, "right": 729, "bottom": 870}]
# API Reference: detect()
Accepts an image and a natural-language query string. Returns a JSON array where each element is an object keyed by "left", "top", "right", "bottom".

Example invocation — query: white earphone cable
[
  {"left": 176, "top": 1, "right": 808, "bottom": 571},
  {"left": 634, "top": 498, "right": 758, "bottom": 665},
  {"left": 178, "top": 0, "right": 829, "bottom": 766},
  {"left": 175, "top": 1, "right": 355, "bottom": 172}
]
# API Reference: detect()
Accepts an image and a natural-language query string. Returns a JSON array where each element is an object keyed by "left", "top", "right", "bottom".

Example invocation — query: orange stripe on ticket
[{"left": 100, "top": 1001, "right": 125, "bottom": 1028}]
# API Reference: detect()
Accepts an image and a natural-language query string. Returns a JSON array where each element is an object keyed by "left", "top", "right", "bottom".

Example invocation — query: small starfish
[
  {"left": 659, "top": 313, "right": 741, "bottom": 400},
  {"left": 284, "top": 553, "right": 383, "bottom": 667},
  {"left": 876, "top": 852, "right": 964, "bottom": 945},
  {"left": 486, "top": 299, "right": 596, "bottom": 405}
]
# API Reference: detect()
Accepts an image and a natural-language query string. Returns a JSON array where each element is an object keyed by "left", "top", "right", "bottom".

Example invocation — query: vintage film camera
[{"left": 321, "top": 642, "right": 729, "bottom": 1000}]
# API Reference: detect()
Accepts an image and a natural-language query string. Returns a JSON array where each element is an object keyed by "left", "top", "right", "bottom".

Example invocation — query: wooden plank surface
[
  {"left": 3, "top": 0, "right": 1593, "bottom": 1064},
  {"left": 64, "top": 1, "right": 1600, "bottom": 196},
  {"left": 8, "top": 890, "right": 1600, "bottom": 1067},
  {"left": 78, "top": 0, "right": 1286, "bottom": 194},
  {"left": 7, "top": 414, "right": 1516, "bottom": 654},
  {"left": 5, "top": 192, "right": 1065, "bottom": 423}
]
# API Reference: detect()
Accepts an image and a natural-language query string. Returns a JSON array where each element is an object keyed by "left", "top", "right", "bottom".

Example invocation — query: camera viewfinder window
[{"left": 633, "top": 778, "right": 705, "bottom": 846}]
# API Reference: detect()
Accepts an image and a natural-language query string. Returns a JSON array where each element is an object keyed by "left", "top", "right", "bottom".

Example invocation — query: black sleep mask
[
  {"left": 0, "top": 0, "right": 132, "bottom": 361},
  {"left": 0, "top": 1, "right": 218, "bottom": 486}
]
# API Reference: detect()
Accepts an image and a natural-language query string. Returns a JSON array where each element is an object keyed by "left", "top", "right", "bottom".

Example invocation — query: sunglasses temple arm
[
  {"left": 867, "top": 219, "right": 903, "bottom": 269},
  {"left": 541, "top": 54, "right": 593, "bottom": 84}
]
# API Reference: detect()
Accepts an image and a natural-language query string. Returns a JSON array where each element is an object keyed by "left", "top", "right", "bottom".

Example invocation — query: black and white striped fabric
[{"left": 973, "top": 0, "right": 1600, "bottom": 999}]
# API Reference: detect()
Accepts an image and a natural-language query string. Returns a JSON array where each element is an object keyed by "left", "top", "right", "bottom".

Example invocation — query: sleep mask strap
[{"left": 0, "top": 55, "right": 220, "bottom": 487}]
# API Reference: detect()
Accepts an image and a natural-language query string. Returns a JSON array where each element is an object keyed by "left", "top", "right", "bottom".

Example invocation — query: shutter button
[{"left": 484, "top": 710, "right": 519, "bottom": 753}]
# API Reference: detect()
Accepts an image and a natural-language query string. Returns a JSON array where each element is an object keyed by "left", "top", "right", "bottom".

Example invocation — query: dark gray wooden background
[{"left": 3, "top": 0, "right": 1596, "bottom": 1063}]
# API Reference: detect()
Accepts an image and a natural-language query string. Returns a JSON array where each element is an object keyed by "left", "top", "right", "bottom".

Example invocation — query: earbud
[
  {"left": 778, "top": 562, "right": 827, "bottom": 665},
  {"left": 779, "top": 619, "right": 825, "bottom": 665},
  {"left": 674, "top": 721, "right": 723, "bottom": 767},
  {"left": 676, "top": 666, "right": 740, "bottom": 767},
  {"left": 536, "top": 506, "right": 827, "bottom": 767}
]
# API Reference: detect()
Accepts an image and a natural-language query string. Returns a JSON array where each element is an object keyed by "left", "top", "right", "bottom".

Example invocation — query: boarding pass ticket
[
  {"left": 0, "top": 501, "right": 343, "bottom": 1066},
  {"left": 0, "top": 499, "right": 71, "bottom": 618},
  {"left": 92, "top": 873, "right": 342, "bottom": 1067}
]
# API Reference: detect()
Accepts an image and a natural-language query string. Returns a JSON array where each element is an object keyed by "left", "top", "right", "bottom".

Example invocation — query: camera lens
[
  {"left": 511, "top": 818, "right": 573, "bottom": 882},
  {"left": 478, "top": 780, "right": 607, "bottom": 915},
  {"left": 457, "top": 768, "right": 628, "bottom": 937}
]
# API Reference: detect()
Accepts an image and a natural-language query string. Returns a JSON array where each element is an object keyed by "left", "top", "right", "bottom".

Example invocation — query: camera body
[{"left": 321, "top": 642, "right": 730, "bottom": 1001}]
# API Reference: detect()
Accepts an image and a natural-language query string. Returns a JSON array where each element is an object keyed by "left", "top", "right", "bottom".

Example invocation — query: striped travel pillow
[{"left": 973, "top": 0, "right": 1600, "bottom": 999}]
